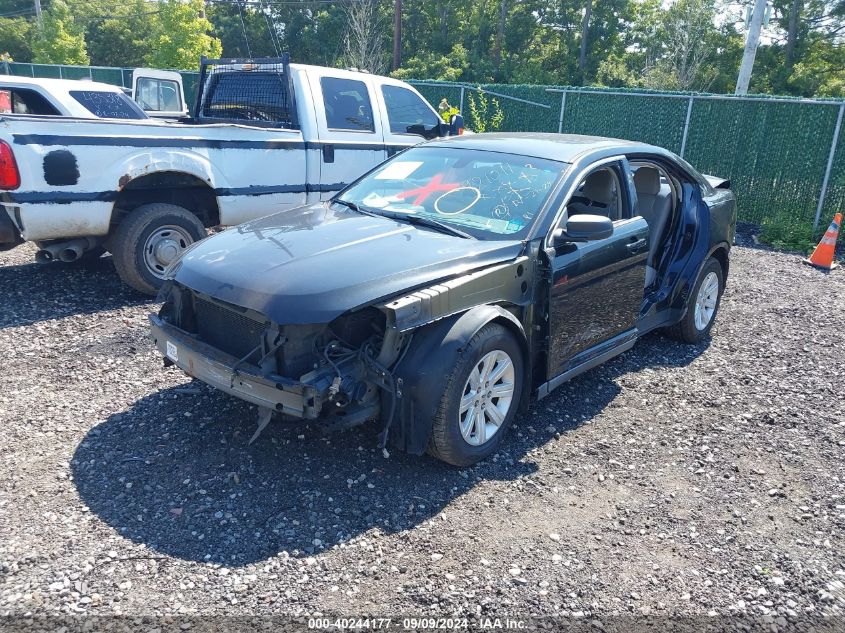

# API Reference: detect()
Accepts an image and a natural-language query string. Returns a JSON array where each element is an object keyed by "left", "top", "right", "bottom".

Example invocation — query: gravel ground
[{"left": 0, "top": 240, "right": 843, "bottom": 624}]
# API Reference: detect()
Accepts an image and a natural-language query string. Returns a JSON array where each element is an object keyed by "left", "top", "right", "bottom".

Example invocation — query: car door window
[
  {"left": 0, "top": 88, "right": 60, "bottom": 115},
  {"left": 136, "top": 77, "right": 181, "bottom": 112},
  {"left": 381, "top": 85, "right": 440, "bottom": 136},
  {"left": 321, "top": 77, "right": 375, "bottom": 132},
  {"left": 566, "top": 166, "right": 627, "bottom": 222}
]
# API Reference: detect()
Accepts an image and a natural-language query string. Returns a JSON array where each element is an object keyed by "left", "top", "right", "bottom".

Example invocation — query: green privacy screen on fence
[
  {"left": 410, "top": 81, "right": 845, "bottom": 247},
  {"left": 3, "top": 62, "right": 844, "bottom": 245}
]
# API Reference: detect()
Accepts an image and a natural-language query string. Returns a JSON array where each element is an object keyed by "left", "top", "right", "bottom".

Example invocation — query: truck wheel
[
  {"left": 665, "top": 257, "right": 724, "bottom": 344},
  {"left": 427, "top": 323, "right": 524, "bottom": 467},
  {"left": 111, "top": 203, "right": 206, "bottom": 295}
]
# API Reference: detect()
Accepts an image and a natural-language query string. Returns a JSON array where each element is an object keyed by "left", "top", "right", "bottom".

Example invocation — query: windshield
[{"left": 338, "top": 146, "right": 566, "bottom": 240}]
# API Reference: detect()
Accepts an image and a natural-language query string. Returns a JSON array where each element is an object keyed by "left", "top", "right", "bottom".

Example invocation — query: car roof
[
  {"left": 424, "top": 132, "right": 666, "bottom": 164},
  {"left": 0, "top": 75, "right": 125, "bottom": 93}
]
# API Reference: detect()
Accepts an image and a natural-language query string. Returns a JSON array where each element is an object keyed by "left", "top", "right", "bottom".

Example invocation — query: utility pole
[
  {"left": 494, "top": 0, "right": 507, "bottom": 81},
  {"left": 578, "top": 0, "right": 592, "bottom": 76},
  {"left": 735, "top": 0, "right": 767, "bottom": 95},
  {"left": 33, "top": 0, "right": 42, "bottom": 27},
  {"left": 392, "top": 0, "right": 402, "bottom": 71}
]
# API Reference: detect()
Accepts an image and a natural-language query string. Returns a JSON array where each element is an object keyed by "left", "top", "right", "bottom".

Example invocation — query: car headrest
[
  {"left": 634, "top": 167, "right": 661, "bottom": 196},
  {"left": 582, "top": 169, "right": 615, "bottom": 205}
]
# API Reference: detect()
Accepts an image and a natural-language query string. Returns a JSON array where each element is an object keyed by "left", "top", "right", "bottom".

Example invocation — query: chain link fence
[{"left": 2, "top": 62, "right": 842, "bottom": 245}]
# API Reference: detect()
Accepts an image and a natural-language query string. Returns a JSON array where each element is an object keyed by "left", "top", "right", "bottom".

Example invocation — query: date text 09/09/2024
[{"left": 307, "top": 617, "right": 528, "bottom": 629}]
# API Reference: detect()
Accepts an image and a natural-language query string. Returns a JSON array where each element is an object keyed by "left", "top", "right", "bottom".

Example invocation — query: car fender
[
  {"left": 387, "top": 304, "right": 527, "bottom": 455},
  {"left": 114, "top": 148, "right": 224, "bottom": 191}
]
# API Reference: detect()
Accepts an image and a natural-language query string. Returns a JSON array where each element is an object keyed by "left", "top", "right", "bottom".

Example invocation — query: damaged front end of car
[
  {"left": 150, "top": 282, "right": 407, "bottom": 439},
  {"left": 149, "top": 255, "right": 532, "bottom": 450}
]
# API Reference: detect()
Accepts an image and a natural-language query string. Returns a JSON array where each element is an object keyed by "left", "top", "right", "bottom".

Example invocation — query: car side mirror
[
  {"left": 554, "top": 214, "right": 614, "bottom": 245},
  {"left": 448, "top": 114, "right": 464, "bottom": 136},
  {"left": 409, "top": 122, "right": 447, "bottom": 140}
]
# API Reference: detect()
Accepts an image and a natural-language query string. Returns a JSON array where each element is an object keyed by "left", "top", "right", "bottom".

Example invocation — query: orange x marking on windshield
[{"left": 396, "top": 174, "right": 460, "bottom": 205}]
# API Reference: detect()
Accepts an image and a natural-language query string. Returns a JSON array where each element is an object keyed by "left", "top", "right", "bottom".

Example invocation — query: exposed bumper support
[{"left": 149, "top": 315, "right": 321, "bottom": 418}]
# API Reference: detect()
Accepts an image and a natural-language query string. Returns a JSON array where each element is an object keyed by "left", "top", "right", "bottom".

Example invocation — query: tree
[
  {"left": 644, "top": 0, "right": 719, "bottom": 91},
  {"left": 391, "top": 43, "right": 470, "bottom": 81},
  {"left": 342, "top": 0, "right": 389, "bottom": 73},
  {"left": 32, "top": 0, "right": 89, "bottom": 65},
  {"left": 207, "top": 2, "right": 279, "bottom": 59},
  {"left": 0, "top": 17, "right": 33, "bottom": 62},
  {"left": 80, "top": 0, "right": 156, "bottom": 67},
  {"left": 145, "top": 0, "right": 222, "bottom": 70}
]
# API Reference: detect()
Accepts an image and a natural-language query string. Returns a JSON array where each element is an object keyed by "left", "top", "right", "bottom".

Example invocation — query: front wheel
[
  {"left": 665, "top": 257, "right": 724, "bottom": 344},
  {"left": 110, "top": 203, "right": 206, "bottom": 295},
  {"left": 428, "top": 323, "right": 524, "bottom": 467}
]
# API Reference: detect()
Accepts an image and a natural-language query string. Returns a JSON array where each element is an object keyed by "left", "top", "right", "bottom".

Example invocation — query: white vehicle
[
  {"left": 0, "top": 57, "right": 460, "bottom": 294},
  {"left": 130, "top": 68, "right": 189, "bottom": 119},
  {"left": 0, "top": 75, "right": 148, "bottom": 119}
]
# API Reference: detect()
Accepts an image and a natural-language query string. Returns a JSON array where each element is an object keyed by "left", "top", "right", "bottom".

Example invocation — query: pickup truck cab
[{"left": 0, "top": 56, "right": 456, "bottom": 294}]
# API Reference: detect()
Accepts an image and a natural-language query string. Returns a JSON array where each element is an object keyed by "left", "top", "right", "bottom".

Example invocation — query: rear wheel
[
  {"left": 110, "top": 203, "right": 206, "bottom": 295},
  {"left": 428, "top": 323, "right": 524, "bottom": 467},
  {"left": 665, "top": 257, "right": 724, "bottom": 343}
]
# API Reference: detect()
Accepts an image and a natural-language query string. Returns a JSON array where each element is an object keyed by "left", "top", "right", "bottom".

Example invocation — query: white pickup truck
[{"left": 0, "top": 57, "right": 457, "bottom": 294}]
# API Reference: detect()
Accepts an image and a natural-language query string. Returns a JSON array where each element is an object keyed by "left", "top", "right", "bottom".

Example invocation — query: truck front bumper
[{"left": 149, "top": 315, "right": 321, "bottom": 418}]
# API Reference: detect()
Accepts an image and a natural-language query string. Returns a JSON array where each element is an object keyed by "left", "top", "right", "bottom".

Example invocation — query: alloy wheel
[
  {"left": 694, "top": 271, "right": 720, "bottom": 331},
  {"left": 459, "top": 349, "right": 516, "bottom": 446}
]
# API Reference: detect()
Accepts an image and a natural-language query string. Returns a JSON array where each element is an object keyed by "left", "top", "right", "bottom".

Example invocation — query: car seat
[
  {"left": 568, "top": 170, "right": 617, "bottom": 219},
  {"left": 634, "top": 167, "right": 673, "bottom": 286}
]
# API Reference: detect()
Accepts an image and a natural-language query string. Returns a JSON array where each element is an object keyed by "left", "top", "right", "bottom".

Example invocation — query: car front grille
[{"left": 193, "top": 296, "right": 267, "bottom": 361}]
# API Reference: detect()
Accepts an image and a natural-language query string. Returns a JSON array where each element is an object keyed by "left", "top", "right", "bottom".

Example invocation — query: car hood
[{"left": 173, "top": 203, "right": 524, "bottom": 324}]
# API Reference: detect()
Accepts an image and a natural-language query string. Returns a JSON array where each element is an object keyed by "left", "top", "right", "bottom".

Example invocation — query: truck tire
[
  {"left": 427, "top": 323, "right": 524, "bottom": 467},
  {"left": 110, "top": 203, "right": 206, "bottom": 295},
  {"left": 665, "top": 257, "right": 724, "bottom": 344}
]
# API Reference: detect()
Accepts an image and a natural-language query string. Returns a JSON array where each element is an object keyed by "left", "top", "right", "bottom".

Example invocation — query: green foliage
[
  {"left": 392, "top": 44, "right": 470, "bottom": 82},
  {"left": 81, "top": 0, "right": 156, "bottom": 68},
  {"left": 3, "top": 0, "right": 844, "bottom": 102},
  {"left": 145, "top": 0, "right": 222, "bottom": 70},
  {"left": 758, "top": 217, "right": 819, "bottom": 253},
  {"left": 32, "top": 0, "right": 89, "bottom": 66},
  {"left": 208, "top": 2, "right": 279, "bottom": 59},
  {"left": 466, "top": 88, "right": 504, "bottom": 133},
  {"left": 437, "top": 98, "right": 460, "bottom": 123},
  {"left": 0, "top": 17, "right": 33, "bottom": 62}
]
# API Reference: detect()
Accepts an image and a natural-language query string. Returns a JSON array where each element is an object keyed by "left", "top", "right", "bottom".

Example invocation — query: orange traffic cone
[{"left": 804, "top": 212, "right": 841, "bottom": 271}]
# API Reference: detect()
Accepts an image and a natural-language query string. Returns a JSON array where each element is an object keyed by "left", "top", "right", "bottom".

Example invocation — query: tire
[
  {"left": 110, "top": 203, "right": 206, "bottom": 295},
  {"left": 665, "top": 257, "right": 724, "bottom": 344},
  {"left": 428, "top": 323, "right": 524, "bottom": 467}
]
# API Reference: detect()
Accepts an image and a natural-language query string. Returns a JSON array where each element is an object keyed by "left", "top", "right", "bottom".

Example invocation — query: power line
[
  {"left": 235, "top": 0, "right": 253, "bottom": 57},
  {"left": 0, "top": 8, "right": 35, "bottom": 18},
  {"left": 259, "top": 0, "right": 282, "bottom": 56}
]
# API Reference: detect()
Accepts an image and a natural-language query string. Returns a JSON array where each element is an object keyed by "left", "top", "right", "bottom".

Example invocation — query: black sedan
[{"left": 150, "top": 133, "right": 737, "bottom": 466}]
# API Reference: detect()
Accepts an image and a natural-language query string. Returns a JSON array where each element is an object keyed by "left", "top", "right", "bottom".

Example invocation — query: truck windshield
[{"left": 337, "top": 146, "right": 566, "bottom": 240}]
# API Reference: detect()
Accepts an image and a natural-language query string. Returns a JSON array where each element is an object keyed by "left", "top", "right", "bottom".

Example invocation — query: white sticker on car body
[{"left": 166, "top": 340, "right": 178, "bottom": 362}]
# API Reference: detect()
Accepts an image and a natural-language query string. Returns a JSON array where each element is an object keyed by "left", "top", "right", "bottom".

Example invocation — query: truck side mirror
[{"left": 448, "top": 114, "right": 464, "bottom": 136}]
